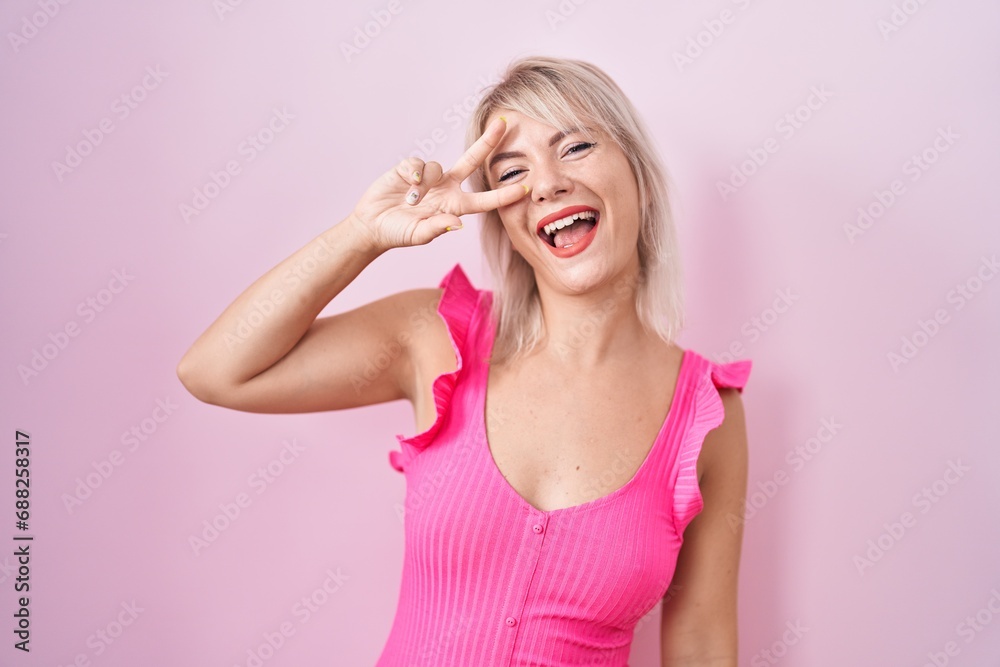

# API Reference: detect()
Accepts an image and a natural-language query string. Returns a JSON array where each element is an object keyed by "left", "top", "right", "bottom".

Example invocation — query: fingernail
[
  {"left": 499, "top": 116, "right": 507, "bottom": 124},
  {"left": 522, "top": 184, "right": 530, "bottom": 194},
  {"left": 406, "top": 190, "right": 419, "bottom": 204},
  {"left": 445, "top": 224, "right": 463, "bottom": 232},
  {"left": 412, "top": 170, "right": 421, "bottom": 184}
]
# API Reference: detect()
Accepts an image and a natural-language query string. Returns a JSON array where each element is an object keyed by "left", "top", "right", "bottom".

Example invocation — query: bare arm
[
  {"left": 176, "top": 116, "right": 527, "bottom": 414},
  {"left": 176, "top": 218, "right": 417, "bottom": 413},
  {"left": 661, "top": 388, "right": 748, "bottom": 666}
]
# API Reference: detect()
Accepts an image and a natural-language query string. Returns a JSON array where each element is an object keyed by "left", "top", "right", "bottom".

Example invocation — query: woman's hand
[{"left": 348, "top": 117, "right": 529, "bottom": 251}]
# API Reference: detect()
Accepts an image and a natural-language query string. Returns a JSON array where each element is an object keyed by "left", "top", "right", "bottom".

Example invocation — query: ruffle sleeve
[
  {"left": 388, "top": 263, "right": 481, "bottom": 474},
  {"left": 672, "top": 355, "right": 752, "bottom": 536}
]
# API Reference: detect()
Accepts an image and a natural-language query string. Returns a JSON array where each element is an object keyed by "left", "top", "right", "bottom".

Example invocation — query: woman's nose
[{"left": 528, "top": 161, "right": 575, "bottom": 202}]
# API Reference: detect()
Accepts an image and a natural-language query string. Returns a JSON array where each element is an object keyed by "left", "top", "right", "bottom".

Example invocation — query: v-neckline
[{"left": 478, "top": 314, "right": 691, "bottom": 517}]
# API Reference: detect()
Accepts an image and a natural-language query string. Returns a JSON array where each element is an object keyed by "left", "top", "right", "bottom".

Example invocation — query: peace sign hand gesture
[{"left": 348, "top": 117, "right": 529, "bottom": 251}]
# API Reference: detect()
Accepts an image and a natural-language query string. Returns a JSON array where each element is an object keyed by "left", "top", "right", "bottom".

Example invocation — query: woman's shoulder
[
  {"left": 422, "top": 263, "right": 491, "bottom": 321},
  {"left": 678, "top": 346, "right": 753, "bottom": 392},
  {"left": 393, "top": 263, "right": 486, "bottom": 338},
  {"left": 398, "top": 263, "right": 487, "bottom": 392},
  {"left": 392, "top": 264, "right": 488, "bottom": 446}
]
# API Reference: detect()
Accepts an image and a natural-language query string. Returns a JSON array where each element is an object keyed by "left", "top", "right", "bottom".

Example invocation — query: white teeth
[{"left": 541, "top": 210, "right": 597, "bottom": 238}]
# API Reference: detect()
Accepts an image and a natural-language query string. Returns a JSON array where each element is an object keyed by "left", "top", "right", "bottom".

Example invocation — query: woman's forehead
[
  {"left": 497, "top": 109, "right": 603, "bottom": 141},
  {"left": 487, "top": 106, "right": 590, "bottom": 128}
]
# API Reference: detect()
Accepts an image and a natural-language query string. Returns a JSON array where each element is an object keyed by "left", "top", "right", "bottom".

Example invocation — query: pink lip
[{"left": 535, "top": 205, "right": 601, "bottom": 259}]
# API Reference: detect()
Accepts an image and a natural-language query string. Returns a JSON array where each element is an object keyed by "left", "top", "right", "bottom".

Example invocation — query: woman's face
[{"left": 482, "top": 109, "right": 642, "bottom": 293}]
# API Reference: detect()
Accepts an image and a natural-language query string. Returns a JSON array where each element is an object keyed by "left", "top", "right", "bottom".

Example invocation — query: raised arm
[
  {"left": 176, "top": 217, "right": 426, "bottom": 413},
  {"left": 176, "top": 116, "right": 527, "bottom": 414}
]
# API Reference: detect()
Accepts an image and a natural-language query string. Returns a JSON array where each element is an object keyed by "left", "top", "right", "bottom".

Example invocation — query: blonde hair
[{"left": 464, "top": 55, "right": 684, "bottom": 366}]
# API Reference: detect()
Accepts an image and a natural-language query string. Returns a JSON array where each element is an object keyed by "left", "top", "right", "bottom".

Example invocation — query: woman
[{"left": 178, "top": 56, "right": 751, "bottom": 666}]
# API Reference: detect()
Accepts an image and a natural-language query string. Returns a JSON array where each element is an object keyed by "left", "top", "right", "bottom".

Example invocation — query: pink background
[{"left": 3, "top": 1, "right": 999, "bottom": 665}]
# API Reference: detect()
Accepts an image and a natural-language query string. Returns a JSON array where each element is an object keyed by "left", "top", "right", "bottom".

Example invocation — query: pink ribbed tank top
[{"left": 378, "top": 264, "right": 751, "bottom": 667}]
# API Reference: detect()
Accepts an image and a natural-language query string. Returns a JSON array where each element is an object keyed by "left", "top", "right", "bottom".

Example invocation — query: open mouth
[{"left": 537, "top": 210, "right": 600, "bottom": 248}]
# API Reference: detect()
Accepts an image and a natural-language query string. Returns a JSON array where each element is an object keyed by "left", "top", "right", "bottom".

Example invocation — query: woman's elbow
[{"left": 176, "top": 355, "right": 219, "bottom": 405}]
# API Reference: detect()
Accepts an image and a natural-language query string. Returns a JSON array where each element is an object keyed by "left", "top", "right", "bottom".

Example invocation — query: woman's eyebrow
[{"left": 487, "top": 126, "right": 591, "bottom": 171}]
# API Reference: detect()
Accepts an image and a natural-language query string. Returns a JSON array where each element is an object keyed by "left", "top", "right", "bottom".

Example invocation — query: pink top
[{"left": 377, "top": 264, "right": 752, "bottom": 667}]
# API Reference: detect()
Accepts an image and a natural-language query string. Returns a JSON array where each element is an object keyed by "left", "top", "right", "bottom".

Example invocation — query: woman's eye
[
  {"left": 498, "top": 168, "right": 523, "bottom": 183},
  {"left": 567, "top": 141, "right": 595, "bottom": 155},
  {"left": 496, "top": 143, "right": 596, "bottom": 183}
]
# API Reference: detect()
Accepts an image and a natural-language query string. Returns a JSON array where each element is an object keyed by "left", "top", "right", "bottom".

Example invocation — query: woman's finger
[
  {"left": 395, "top": 157, "right": 425, "bottom": 187},
  {"left": 421, "top": 161, "right": 444, "bottom": 188},
  {"left": 404, "top": 161, "right": 445, "bottom": 206},
  {"left": 445, "top": 116, "right": 508, "bottom": 183},
  {"left": 424, "top": 212, "right": 463, "bottom": 233},
  {"left": 460, "top": 182, "right": 530, "bottom": 215}
]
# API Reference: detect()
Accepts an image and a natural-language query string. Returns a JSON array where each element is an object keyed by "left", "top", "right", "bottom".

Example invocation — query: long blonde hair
[{"left": 464, "top": 56, "right": 684, "bottom": 366}]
